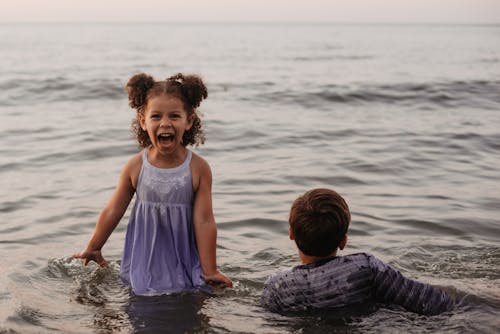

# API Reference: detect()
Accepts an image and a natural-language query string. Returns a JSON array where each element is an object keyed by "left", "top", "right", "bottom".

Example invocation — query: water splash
[{"left": 46, "top": 257, "right": 129, "bottom": 306}]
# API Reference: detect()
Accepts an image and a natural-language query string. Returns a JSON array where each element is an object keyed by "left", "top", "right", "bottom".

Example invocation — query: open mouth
[{"left": 158, "top": 133, "right": 175, "bottom": 145}]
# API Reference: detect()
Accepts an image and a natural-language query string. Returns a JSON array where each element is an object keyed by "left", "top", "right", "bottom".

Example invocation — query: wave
[
  {"left": 0, "top": 76, "right": 125, "bottom": 106},
  {"left": 2, "top": 76, "right": 499, "bottom": 110},
  {"left": 0, "top": 143, "right": 136, "bottom": 174},
  {"left": 250, "top": 80, "right": 500, "bottom": 110}
]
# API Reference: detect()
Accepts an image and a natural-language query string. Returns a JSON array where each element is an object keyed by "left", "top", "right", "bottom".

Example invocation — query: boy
[{"left": 261, "top": 188, "right": 454, "bottom": 314}]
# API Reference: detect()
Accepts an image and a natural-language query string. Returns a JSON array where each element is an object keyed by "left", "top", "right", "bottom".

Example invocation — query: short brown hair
[{"left": 289, "top": 188, "right": 351, "bottom": 257}]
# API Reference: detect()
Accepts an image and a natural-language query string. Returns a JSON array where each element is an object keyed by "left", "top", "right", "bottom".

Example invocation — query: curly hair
[
  {"left": 289, "top": 188, "right": 351, "bottom": 257},
  {"left": 126, "top": 72, "right": 207, "bottom": 148}
]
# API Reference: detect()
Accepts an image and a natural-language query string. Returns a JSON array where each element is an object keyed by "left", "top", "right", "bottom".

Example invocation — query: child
[
  {"left": 74, "top": 72, "right": 232, "bottom": 295},
  {"left": 261, "top": 188, "right": 454, "bottom": 314}
]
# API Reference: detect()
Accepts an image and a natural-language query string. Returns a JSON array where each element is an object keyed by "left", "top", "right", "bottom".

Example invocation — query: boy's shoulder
[
  {"left": 292, "top": 252, "right": 375, "bottom": 271},
  {"left": 264, "top": 252, "right": 377, "bottom": 285},
  {"left": 261, "top": 252, "right": 384, "bottom": 313}
]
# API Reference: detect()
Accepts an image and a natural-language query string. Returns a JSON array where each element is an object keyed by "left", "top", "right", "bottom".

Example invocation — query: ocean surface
[{"left": 1, "top": 23, "right": 499, "bottom": 333}]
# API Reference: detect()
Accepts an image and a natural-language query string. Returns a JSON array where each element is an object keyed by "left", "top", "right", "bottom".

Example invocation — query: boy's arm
[
  {"left": 192, "top": 158, "right": 232, "bottom": 287},
  {"left": 370, "top": 256, "right": 455, "bottom": 315},
  {"left": 261, "top": 274, "right": 285, "bottom": 313}
]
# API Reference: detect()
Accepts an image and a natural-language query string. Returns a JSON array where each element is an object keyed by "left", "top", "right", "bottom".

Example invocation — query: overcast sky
[{"left": 2, "top": 0, "right": 500, "bottom": 23}]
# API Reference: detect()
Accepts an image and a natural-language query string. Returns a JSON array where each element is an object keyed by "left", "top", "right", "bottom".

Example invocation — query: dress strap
[{"left": 185, "top": 149, "right": 193, "bottom": 166}]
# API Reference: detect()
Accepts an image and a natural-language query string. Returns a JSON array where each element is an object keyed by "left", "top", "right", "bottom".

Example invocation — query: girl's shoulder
[
  {"left": 190, "top": 151, "right": 211, "bottom": 173},
  {"left": 189, "top": 151, "right": 212, "bottom": 192},
  {"left": 125, "top": 151, "right": 144, "bottom": 170},
  {"left": 122, "top": 151, "right": 144, "bottom": 189}
]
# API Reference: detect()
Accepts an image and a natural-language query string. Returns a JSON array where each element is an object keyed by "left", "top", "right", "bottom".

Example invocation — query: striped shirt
[{"left": 261, "top": 253, "right": 454, "bottom": 315}]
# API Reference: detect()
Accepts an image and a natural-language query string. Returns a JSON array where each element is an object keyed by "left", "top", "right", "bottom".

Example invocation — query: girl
[{"left": 74, "top": 73, "right": 232, "bottom": 295}]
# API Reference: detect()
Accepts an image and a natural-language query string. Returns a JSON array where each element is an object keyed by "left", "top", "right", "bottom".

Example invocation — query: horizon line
[{"left": 1, "top": 20, "right": 499, "bottom": 26}]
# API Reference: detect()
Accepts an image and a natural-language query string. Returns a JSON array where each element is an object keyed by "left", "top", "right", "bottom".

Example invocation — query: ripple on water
[
  {"left": 398, "top": 245, "right": 500, "bottom": 280},
  {"left": 387, "top": 244, "right": 500, "bottom": 309},
  {"left": 4, "top": 257, "right": 133, "bottom": 333}
]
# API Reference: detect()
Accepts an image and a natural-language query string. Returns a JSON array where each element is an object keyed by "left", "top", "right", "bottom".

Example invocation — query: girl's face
[{"left": 139, "top": 94, "right": 193, "bottom": 156}]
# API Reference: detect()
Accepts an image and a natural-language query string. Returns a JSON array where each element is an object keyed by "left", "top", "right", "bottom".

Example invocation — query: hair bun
[
  {"left": 167, "top": 73, "right": 208, "bottom": 109},
  {"left": 126, "top": 73, "right": 155, "bottom": 109}
]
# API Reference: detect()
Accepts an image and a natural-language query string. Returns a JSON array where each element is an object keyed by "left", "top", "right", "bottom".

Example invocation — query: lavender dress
[{"left": 120, "top": 149, "right": 204, "bottom": 295}]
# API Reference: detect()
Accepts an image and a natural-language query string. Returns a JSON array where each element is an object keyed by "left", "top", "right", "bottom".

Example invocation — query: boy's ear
[
  {"left": 339, "top": 235, "right": 348, "bottom": 250},
  {"left": 289, "top": 227, "right": 294, "bottom": 240}
]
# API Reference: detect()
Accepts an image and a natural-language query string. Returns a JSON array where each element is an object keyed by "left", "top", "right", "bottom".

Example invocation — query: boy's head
[{"left": 289, "top": 188, "right": 350, "bottom": 257}]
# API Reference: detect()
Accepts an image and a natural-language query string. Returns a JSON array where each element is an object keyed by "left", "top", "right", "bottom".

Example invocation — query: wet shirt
[{"left": 261, "top": 253, "right": 454, "bottom": 315}]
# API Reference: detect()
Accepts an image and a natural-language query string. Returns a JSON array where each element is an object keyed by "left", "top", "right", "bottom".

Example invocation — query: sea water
[{"left": 1, "top": 23, "right": 499, "bottom": 333}]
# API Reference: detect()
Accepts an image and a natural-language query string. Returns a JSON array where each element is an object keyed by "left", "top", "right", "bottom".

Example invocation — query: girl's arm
[
  {"left": 192, "top": 156, "right": 233, "bottom": 287},
  {"left": 73, "top": 154, "right": 140, "bottom": 266}
]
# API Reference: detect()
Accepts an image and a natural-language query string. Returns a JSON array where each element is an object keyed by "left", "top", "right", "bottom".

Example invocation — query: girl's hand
[
  {"left": 203, "top": 270, "right": 233, "bottom": 288},
  {"left": 72, "top": 249, "right": 108, "bottom": 266}
]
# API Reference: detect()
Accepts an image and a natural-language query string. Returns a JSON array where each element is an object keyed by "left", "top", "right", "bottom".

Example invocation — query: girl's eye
[{"left": 151, "top": 114, "right": 161, "bottom": 119}]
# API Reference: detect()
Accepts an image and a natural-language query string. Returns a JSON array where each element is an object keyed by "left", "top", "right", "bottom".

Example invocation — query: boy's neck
[{"left": 298, "top": 249, "right": 338, "bottom": 265}]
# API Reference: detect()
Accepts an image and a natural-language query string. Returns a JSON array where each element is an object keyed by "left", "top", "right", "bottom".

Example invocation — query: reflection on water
[
  {"left": 57, "top": 258, "right": 213, "bottom": 333},
  {"left": 4, "top": 258, "right": 211, "bottom": 333},
  {"left": 125, "top": 294, "right": 209, "bottom": 334}
]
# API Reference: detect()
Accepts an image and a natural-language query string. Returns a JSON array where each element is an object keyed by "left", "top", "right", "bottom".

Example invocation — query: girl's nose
[{"left": 160, "top": 117, "right": 171, "bottom": 127}]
